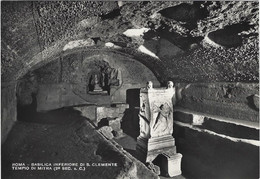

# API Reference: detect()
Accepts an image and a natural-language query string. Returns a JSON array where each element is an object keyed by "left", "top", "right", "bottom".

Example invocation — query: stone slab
[
  {"left": 96, "top": 106, "right": 120, "bottom": 124},
  {"left": 163, "top": 153, "right": 182, "bottom": 177},
  {"left": 98, "top": 126, "right": 114, "bottom": 140},
  {"left": 108, "top": 117, "right": 121, "bottom": 131},
  {"left": 114, "top": 103, "right": 129, "bottom": 113},
  {"left": 174, "top": 109, "right": 259, "bottom": 140},
  {"left": 73, "top": 105, "right": 96, "bottom": 121},
  {"left": 148, "top": 135, "right": 176, "bottom": 152}
]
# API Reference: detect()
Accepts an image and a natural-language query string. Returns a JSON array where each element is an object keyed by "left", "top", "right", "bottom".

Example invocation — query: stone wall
[
  {"left": 20, "top": 50, "right": 160, "bottom": 111},
  {"left": 175, "top": 82, "right": 259, "bottom": 122},
  {"left": 1, "top": 83, "right": 17, "bottom": 143},
  {"left": 173, "top": 121, "right": 259, "bottom": 179},
  {"left": 172, "top": 82, "right": 259, "bottom": 178}
]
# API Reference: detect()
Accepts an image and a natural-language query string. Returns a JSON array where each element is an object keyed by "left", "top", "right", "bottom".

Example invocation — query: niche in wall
[{"left": 16, "top": 50, "right": 161, "bottom": 112}]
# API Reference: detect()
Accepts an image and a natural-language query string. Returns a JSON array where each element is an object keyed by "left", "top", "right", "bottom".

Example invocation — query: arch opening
[{"left": 16, "top": 50, "right": 160, "bottom": 129}]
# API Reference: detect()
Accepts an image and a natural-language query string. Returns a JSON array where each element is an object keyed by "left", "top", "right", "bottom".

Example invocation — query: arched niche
[
  {"left": 82, "top": 58, "right": 121, "bottom": 94},
  {"left": 17, "top": 50, "right": 161, "bottom": 112}
]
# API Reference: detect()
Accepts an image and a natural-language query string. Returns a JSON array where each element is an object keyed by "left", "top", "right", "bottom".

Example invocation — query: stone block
[
  {"left": 173, "top": 111, "right": 193, "bottom": 124},
  {"left": 163, "top": 153, "right": 182, "bottom": 177},
  {"left": 98, "top": 126, "right": 114, "bottom": 140},
  {"left": 96, "top": 106, "right": 120, "bottom": 124},
  {"left": 192, "top": 114, "right": 204, "bottom": 126},
  {"left": 73, "top": 105, "right": 96, "bottom": 122},
  {"left": 175, "top": 110, "right": 259, "bottom": 140},
  {"left": 113, "top": 129, "right": 123, "bottom": 138},
  {"left": 108, "top": 117, "right": 121, "bottom": 131},
  {"left": 147, "top": 135, "right": 176, "bottom": 152},
  {"left": 114, "top": 103, "right": 129, "bottom": 113},
  {"left": 146, "top": 139, "right": 177, "bottom": 163}
]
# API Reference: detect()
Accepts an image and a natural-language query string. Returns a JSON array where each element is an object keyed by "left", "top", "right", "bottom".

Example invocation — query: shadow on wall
[
  {"left": 17, "top": 93, "right": 38, "bottom": 123},
  {"left": 121, "top": 89, "right": 140, "bottom": 139},
  {"left": 17, "top": 97, "right": 85, "bottom": 125},
  {"left": 98, "top": 118, "right": 109, "bottom": 128},
  {"left": 246, "top": 94, "right": 259, "bottom": 111},
  {"left": 173, "top": 124, "right": 259, "bottom": 179},
  {"left": 207, "top": 22, "right": 255, "bottom": 48},
  {"left": 159, "top": 2, "right": 209, "bottom": 23},
  {"left": 126, "top": 88, "right": 140, "bottom": 108}
]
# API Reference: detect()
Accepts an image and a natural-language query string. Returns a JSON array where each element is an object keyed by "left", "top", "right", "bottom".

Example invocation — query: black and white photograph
[{"left": 1, "top": 1, "right": 259, "bottom": 179}]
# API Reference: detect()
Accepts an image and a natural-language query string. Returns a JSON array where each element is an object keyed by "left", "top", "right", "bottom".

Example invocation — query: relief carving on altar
[
  {"left": 151, "top": 102, "right": 172, "bottom": 137},
  {"left": 139, "top": 96, "right": 150, "bottom": 138}
]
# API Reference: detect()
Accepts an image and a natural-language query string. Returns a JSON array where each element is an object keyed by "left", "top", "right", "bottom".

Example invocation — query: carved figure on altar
[
  {"left": 139, "top": 96, "right": 150, "bottom": 138},
  {"left": 152, "top": 103, "right": 172, "bottom": 137}
]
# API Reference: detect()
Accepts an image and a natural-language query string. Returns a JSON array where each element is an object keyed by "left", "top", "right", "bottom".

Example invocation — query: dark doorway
[{"left": 152, "top": 154, "right": 169, "bottom": 177}]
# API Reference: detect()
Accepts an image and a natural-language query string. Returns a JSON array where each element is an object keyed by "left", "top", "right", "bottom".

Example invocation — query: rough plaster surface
[
  {"left": 1, "top": 1, "right": 258, "bottom": 83},
  {"left": 175, "top": 82, "right": 259, "bottom": 122},
  {"left": 36, "top": 83, "right": 109, "bottom": 111},
  {"left": 1, "top": 83, "right": 17, "bottom": 143}
]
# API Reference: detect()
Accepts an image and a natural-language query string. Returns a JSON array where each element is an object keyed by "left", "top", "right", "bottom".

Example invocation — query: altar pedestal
[{"left": 136, "top": 81, "right": 182, "bottom": 177}]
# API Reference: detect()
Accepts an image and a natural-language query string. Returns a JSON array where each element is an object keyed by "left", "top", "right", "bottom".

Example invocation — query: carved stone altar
[{"left": 136, "top": 81, "right": 182, "bottom": 177}]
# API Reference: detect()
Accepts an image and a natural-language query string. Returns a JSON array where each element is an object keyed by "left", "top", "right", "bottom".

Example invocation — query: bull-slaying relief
[
  {"left": 151, "top": 102, "right": 172, "bottom": 138},
  {"left": 136, "top": 81, "right": 182, "bottom": 177}
]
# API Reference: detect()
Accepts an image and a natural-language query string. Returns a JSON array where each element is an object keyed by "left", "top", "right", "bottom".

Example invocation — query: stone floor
[{"left": 2, "top": 108, "right": 158, "bottom": 179}]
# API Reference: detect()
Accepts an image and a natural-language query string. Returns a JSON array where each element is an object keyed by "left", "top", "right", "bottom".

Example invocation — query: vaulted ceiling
[{"left": 1, "top": 1, "right": 259, "bottom": 83}]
